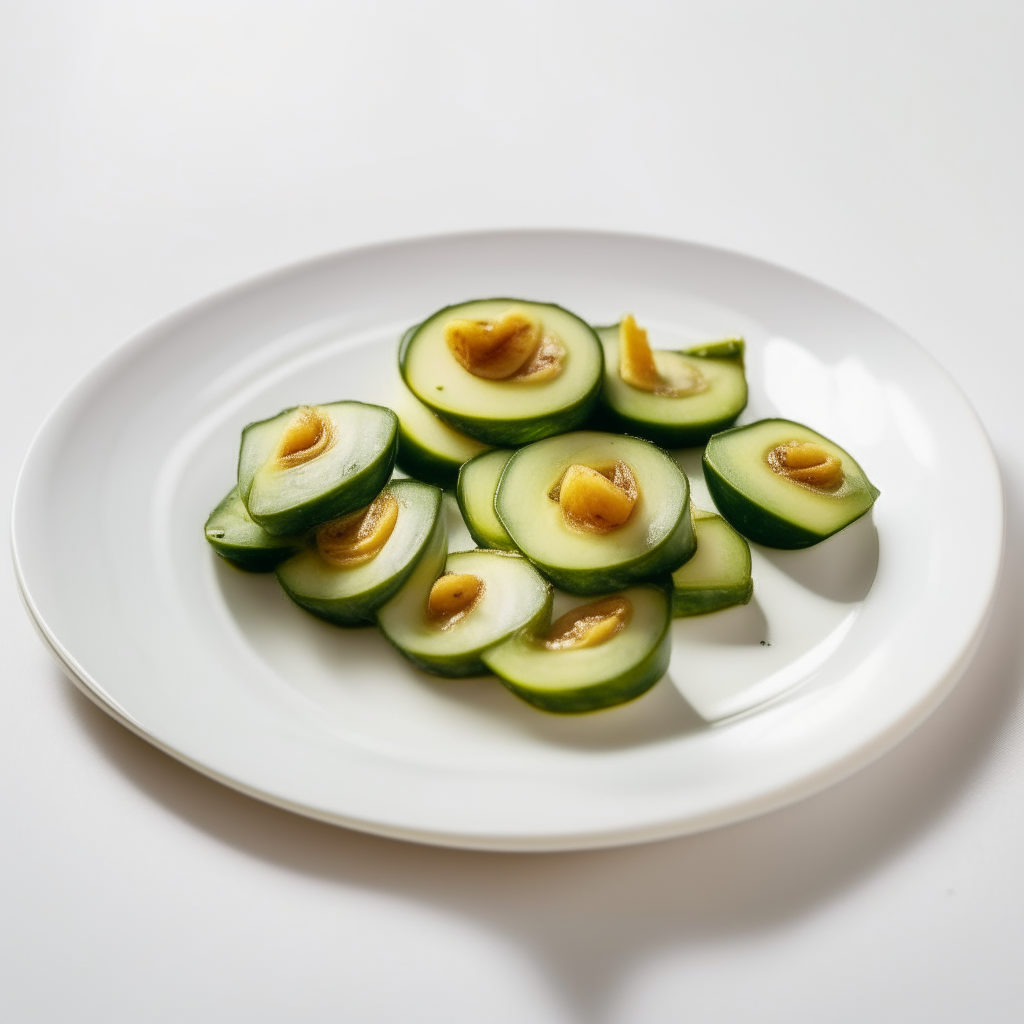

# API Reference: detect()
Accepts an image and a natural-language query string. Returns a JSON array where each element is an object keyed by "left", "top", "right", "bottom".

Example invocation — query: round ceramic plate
[{"left": 12, "top": 231, "right": 1002, "bottom": 851}]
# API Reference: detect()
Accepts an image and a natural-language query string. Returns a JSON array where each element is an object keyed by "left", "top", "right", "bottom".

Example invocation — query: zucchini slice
[
  {"left": 394, "top": 380, "right": 490, "bottom": 489},
  {"left": 456, "top": 448, "right": 516, "bottom": 550},
  {"left": 703, "top": 418, "right": 880, "bottom": 548},
  {"left": 204, "top": 486, "right": 301, "bottom": 572},
  {"left": 238, "top": 401, "right": 398, "bottom": 535},
  {"left": 482, "top": 585, "right": 672, "bottom": 713},
  {"left": 275, "top": 480, "right": 444, "bottom": 626},
  {"left": 595, "top": 320, "right": 747, "bottom": 448},
  {"left": 671, "top": 507, "right": 753, "bottom": 616},
  {"left": 495, "top": 431, "right": 696, "bottom": 594},
  {"left": 400, "top": 298, "right": 603, "bottom": 445},
  {"left": 377, "top": 549, "right": 551, "bottom": 677}
]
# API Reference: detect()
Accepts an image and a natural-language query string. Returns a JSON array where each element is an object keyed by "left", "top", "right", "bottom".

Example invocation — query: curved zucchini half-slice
[
  {"left": 238, "top": 401, "right": 398, "bottom": 536},
  {"left": 204, "top": 486, "right": 301, "bottom": 572},
  {"left": 671, "top": 507, "right": 753, "bottom": 616},
  {"left": 394, "top": 380, "right": 491, "bottom": 489},
  {"left": 275, "top": 480, "right": 444, "bottom": 626},
  {"left": 482, "top": 584, "right": 672, "bottom": 714},
  {"left": 495, "top": 431, "right": 695, "bottom": 594},
  {"left": 703, "top": 418, "right": 880, "bottom": 548},
  {"left": 594, "top": 324, "right": 747, "bottom": 448},
  {"left": 400, "top": 298, "right": 603, "bottom": 446},
  {"left": 456, "top": 448, "right": 516, "bottom": 550},
  {"left": 377, "top": 549, "right": 552, "bottom": 678}
]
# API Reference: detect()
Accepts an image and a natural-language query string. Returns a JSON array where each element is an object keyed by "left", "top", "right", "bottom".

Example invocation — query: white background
[{"left": 3, "top": 2, "right": 1023, "bottom": 1021}]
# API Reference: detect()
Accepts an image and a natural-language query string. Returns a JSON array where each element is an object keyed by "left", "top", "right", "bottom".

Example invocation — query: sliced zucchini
[
  {"left": 703, "top": 418, "right": 880, "bottom": 548},
  {"left": 483, "top": 585, "right": 671, "bottom": 713},
  {"left": 238, "top": 401, "right": 398, "bottom": 535},
  {"left": 400, "top": 298, "right": 603, "bottom": 445},
  {"left": 394, "top": 380, "right": 490, "bottom": 489},
  {"left": 377, "top": 549, "right": 551, "bottom": 677},
  {"left": 495, "top": 431, "right": 695, "bottom": 594},
  {"left": 671, "top": 507, "right": 753, "bottom": 616},
  {"left": 595, "top": 319, "right": 747, "bottom": 448},
  {"left": 204, "top": 486, "right": 301, "bottom": 572},
  {"left": 275, "top": 480, "right": 443, "bottom": 626},
  {"left": 456, "top": 449, "right": 516, "bottom": 550}
]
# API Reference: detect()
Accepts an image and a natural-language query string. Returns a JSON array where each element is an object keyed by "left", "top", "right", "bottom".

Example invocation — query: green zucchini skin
[
  {"left": 456, "top": 449, "right": 517, "bottom": 550},
  {"left": 399, "top": 299, "right": 604, "bottom": 446},
  {"left": 238, "top": 401, "right": 398, "bottom": 536},
  {"left": 671, "top": 509, "right": 753, "bottom": 616},
  {"left": 275, "top": 480, "right": 444, "bottom": 626},
  {"left": 495, "top": 432, "right": 696, "bottom": 595},
  {"left": 703, "top": 418, "right": 880, "bottom": 549},
  {"left": 204, "top": 486, "right": 301, "bottom": 572},
  {"left": 377, "top": 549, "right": 552, "bottom": 678},
  {"left": 483, "top": 585, "right": 672, "bottom": 714},
  {"left": 394, "top": 381, "right": 490, "bottom": 490},
  {"left": 593, "top": 325, "right": 747, "bottom": 448}
]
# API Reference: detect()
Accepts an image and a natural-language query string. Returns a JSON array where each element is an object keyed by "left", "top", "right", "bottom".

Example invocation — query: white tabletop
[{"left": 3, "top": 3, "right": 1022, "bottom": 1020}]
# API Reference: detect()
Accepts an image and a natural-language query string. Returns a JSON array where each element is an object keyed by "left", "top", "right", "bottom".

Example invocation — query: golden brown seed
[
  {"left": 444, "top": 310, "right": 564, "bottom": 381},
  {"left": 426, "top": 573, "right": 485, "bottom": 628},
  {"left": 767, "top": 441, "right": 844, "bottom": 490},
  {"left": 274, "top": 406, "right": 336, "bottom": 469},
  {"left": 544, "top": 596, "right": 632, "bottom": 651},
  {"left": 316, "top": 491, "right": 399, "bottom": 567},
  {"left": 618, "top": 314, "right": 707, "bottom": 396},
  {"left": 555, "top": 461, "right": 638, "bottom": 533}
]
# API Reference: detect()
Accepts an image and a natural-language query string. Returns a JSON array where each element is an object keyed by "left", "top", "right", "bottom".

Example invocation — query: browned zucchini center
[
  {"left": 618, "top": 314, "right": 706, "bottom": 397},
  {"left": 551, "top": 460, "right": 639, "bottom": 533},
  {"left": 274, "top": 406, "right": 336, "bottom": 469},
  {"left": 427, "top": 572, "right": 485, "bottom": 629},
  {"left": 767, "top": 441, "right": 844, "bottom": 490},
  {"left": 543, "top": 595, "right": 632, "bottom": 651},
  {"left": 444, "top": 309, "right": 564, "bottom": 383},
  {"left": 316, "top": 490, "right": 399, "bottom": 567}
]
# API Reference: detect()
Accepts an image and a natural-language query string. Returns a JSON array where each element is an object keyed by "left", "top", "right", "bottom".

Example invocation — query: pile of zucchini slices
[{"left": 206, "top": 298, "right": 879, "bottom": 715}]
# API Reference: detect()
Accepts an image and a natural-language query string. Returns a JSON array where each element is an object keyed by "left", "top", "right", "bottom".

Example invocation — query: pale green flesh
[
  {"left": 704, "top": 419, "right": 879, "bottom": 538},
  {"left": 275, "top": 480, "right": 442, "bottom": 623},
  {"left": 495, "top": 432, "right": 688, "bottom": 574},
  {"left": 240, "top": 401, "right": 397, "bottom": 528},
  {"left": 204, "top": 487, "right": 299, "bottom": 571},
  {"left": 483, "top": 586, "right": 667, "bottom": 692},
  {"left": 597, "top": 326, "right": 747, "bottom": 430},
  {"left": 376, "top": 549, "right": 552, "bottom": 677},
  {"left": 456, "top": 449, "right": 516, "bottom": 550},
  {"left": 671, "top": 510, "right": 753, "bottom": 615},
  {"left": 395, "top": 381, "right": 490, "bottom": 477},
  {"left": 402, "top": 299, "right": 602, "bottom": 427}
]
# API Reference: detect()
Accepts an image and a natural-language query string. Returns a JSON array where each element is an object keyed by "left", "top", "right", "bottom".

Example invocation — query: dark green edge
[
  {"left": 455, "top": 450, "right": 517, "bottom": 551},
  {"left": 276, "top": 484, "right": 443, "bottom": 626},
  {"left": 395, "top": 422, "right": 464, "bottom": 490},
  {"left": 702, "top": 420, "right": 880, "bottom": 549},
  {"left": 399, "top": 298, "right": 605, "bottom": 446},
  {"left": 672, "top": 580, "right": 754, "bottom": 617},
  {"left": 488, "top": 606, "right": 673, "bottom": 714},
  {"left": 204, "top": 487, "right": 300, "bottom": 572},
  {"left": 380, "top": 578, "right": 554, "bottom": 679},
  {"left": 243, "top": 408, "right": 399, "bottom": 536},
  {"left": 495, "top": 444, "right": 697, "bottom": 595}
]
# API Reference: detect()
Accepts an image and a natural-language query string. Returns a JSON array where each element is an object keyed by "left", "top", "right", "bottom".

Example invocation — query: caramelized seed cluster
[
  {"left": 274, "top": 406, "right": 336, "bottom": 469},
  {"left": 767, "top": 441, "right": 844, "bottom": 490},
  {"left": 444, "top": 310, "right": 564, "bottom": 382},
  {"left": 543, "top": 596, "right": 632, "bottom": 651},
  {"left": 426, "top": 572, "right": 485, "bottom": 629},
  {"left": 316, "top": 491, "right": 399, "bottom": 567},
  {"left": 553, "top": 460, "right": 639, "bottom": 533},
  {"left": 619, "top": 315, "right": 707, "bottom": 397}
]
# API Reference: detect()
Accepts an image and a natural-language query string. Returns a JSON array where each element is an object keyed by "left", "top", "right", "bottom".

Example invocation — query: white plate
[{"left": 12, "top": 230, "right": 1002, "bottom": 851}]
